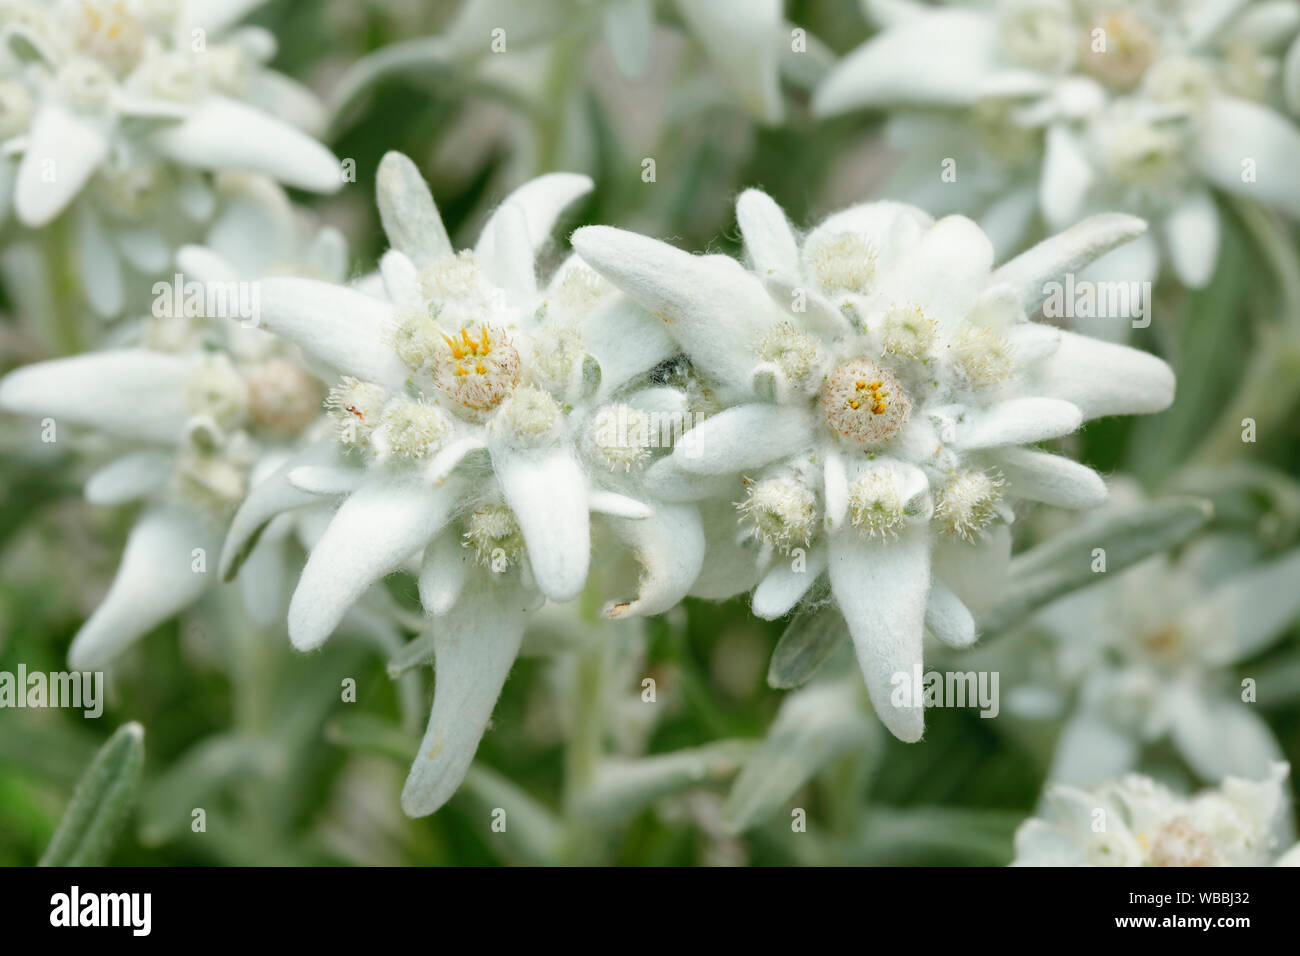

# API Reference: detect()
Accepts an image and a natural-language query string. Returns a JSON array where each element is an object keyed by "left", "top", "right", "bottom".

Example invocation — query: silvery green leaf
[
  {"left": 1168, "top": 463, "right": 1300, "bottom": 546},
  {"left": 603, "top": 0, "right": 654, "bottom": 78},
  {"left": 326, "top": 716, "right": 564, "bottom": 865},
  {"left": 980, "top": 496, "right": 1214, "bottom": 634},
  {"left": 387, "top": 630, "right": 436, "bottom": 677},
  {"left": 723, "top": 678, "right": 878, "bottom": 833},
  {"left": 767, "top": 592, "right": 849, "bottom": 689},
  {"left": 271, "top": 644, "right": 371, "bottom": 757},
  {"left": 326, "top": 38, "right": 456, "bottom": 130},
  {"left": 851, "top": 808, "right": 1022, "bottom": 866},
  {"left": 455, "top": 766, "right": 566, "bottom": 867},
  {"left": 778, "top": 20, "right": 835, "bottom": 89},
  {"left": 673, "top": 0, "right": 784, "bottom": 122},
  {"left": 1251, "top": 650, "right": 1300, "bottom": 708},
  {"left": 136, "top": 735, "right": 273, "bottom": 846},
  {"left": 0, "top": 718, "right": 97, "bottom": 787},
  {"left": 324, "top": 713, "right": 417, "bottom": 765},
  {"left": 576, "top": 740, "right": 755, "bottom": 824},
  {"left": 343, "top": 603, "right": 426, "bottom": 736},
  {"left": 328, "top": 0, "right": 572, "bottom": 128},
  {"left": 1286, "top": 34, "right": 1300, "bottom": 114},
  {"left": 40, "top": 722, "right": 145, "bottom": 867}
]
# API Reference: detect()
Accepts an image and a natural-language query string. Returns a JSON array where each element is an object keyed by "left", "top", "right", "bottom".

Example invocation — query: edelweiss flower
[
  {"left": 815, "top": 0, "right": 1300, "bottom": 288},
  {"left": 0, "top": 175, "right": 338, "bottom": 667},
  {"left": 216, "top": 152, "right": 710, "bottom": 815},
  {"left": 0, "top": 0, "right": 340, "bottom": 314},
  {"left": 573, "top": 192, "right": 1175, "bottom": 741},
  {"left": 1012, "top": 761, "right": 1300, "bottom": 866},
  {"left": 1018, "top": 524, "right": 1300, "bottom": 786}
]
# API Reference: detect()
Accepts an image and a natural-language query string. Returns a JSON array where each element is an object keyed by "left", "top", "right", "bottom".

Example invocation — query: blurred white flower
[
  {"left": 215, "top": 152, "right": 711, "bottom": 815},
  {"left": 1012, "top": 761, "right": 1300, "bottom": 866},
  {"left": 573, "top": 192, "right": 1175, "bottom": 742},
  {"left": 0, "top": 0, "right": 340, "bottom": 315},
  {"left": 1021, "top": 527, "right": 1300, "bottom": 786},
  {"left": 0, "top": 175, "right": 339, "bottom": 667},
  {"left": 331, "top": 0, "right": 800, "bottom": 127},
  {"left": 815, "top": 0, "right": 1300, "bottom": 289}
]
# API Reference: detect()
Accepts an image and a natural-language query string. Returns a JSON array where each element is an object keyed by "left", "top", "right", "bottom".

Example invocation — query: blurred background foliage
[{"left": 2, "top": 0, "right": 1299, "bottom": 865}]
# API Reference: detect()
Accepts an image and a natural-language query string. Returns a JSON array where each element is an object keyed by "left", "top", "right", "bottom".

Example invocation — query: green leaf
[
  {"left": 136, "top": 734, "right": 272, "bottom": 846},
  {"left": 777, "top": 21, "right": 835, "bottom": 89},
  {"left": 767, "top": 595, "right": 849, "bottom": 689},
  {"left": 455, "top": 765, "right": 566, "bottom": 867},
  {"left": 39, "top": 722, "right": 145, "bottom": 867},
  {"left": 575, "top": 740, "right": 756, "bottom": 825},
  {"left": 723, "top": 678, "right": 877, "bottom": 833},
  {"left": 1187, "top": 329, "right": 1300, "bottom": 469},
  {"left": 850, "top": 808, "right": 1023, "bottom": 866},
  {"left": 323, "top": 713, "right": 418, "bottom": 765},
  {"left": 1252, "top": 650, "right": 1300, "bottom": 708},
  {"left": 1169, "top": 462, "right": 1300, "bottom": 547},
  {"left": 981, "top": 496, "right": 1213, "bottom": 634},
  {"left": 324, "top": 715, "right": 566, "bottom": 865},
  {"left": 387, "top": 630, "right": 436, "bottom": 678},
  {"left": 0, "top": 718, "right": 99, "bottom": 787},
  {"left": 326, "top": 38, "right": 457, "bottom": 134}
]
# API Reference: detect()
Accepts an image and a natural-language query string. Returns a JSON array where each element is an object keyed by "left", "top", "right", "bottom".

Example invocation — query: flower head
[
  {"left": 1024, "top": 517, "right": 1300, "bottom": 786},
  {"left": 573, "top": 190, "right": 1175, "bottom": 742},
  {"left": 738, "top": 476, "right": 819, "bottom": 552},
  {"left": 0, "top": 0, "right": 341, "bottom": 316},
  {"left": 211, "top": 153, "right": 711, "bottom": 817},
  {"left": 1012, "top": 762, "right": 1299, "bottom": 866},
  {"left": 814, "top": 0, "right": 1300, "bottom": 289},
  {"left": 0, "top": 174, "right": 342, "bottom": 667}
]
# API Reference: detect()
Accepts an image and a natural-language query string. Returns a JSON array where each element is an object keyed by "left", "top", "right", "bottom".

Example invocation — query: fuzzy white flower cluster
[
  {"left": 0, "top": 174, "right": 339, "bottom": 667},
  {"left": 816, "top": 0, "right": 1300, "bottom": 288},
  {"left": 209, "top": 152, "right": 720, "bottom": 815},
  {"left": 0, "top": 0, "right": 340, "bottom": 314},
  {"left": 573, "top": 193, "right": 1175, "bottom": 743},
  {"left": 997, "top": 495, "right": 1300, "bottom": 786},
  {"left": 0, "top": 152, "right": 1180, "bottom": 817},
  {"left": 1012, "top": 761, "right": 1300, "bottom": 866}
]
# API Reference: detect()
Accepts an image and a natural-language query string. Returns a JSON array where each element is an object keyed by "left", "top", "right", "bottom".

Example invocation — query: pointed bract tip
[
  {"left": 1085, "top": 211, "right": 1148, "bottom": 241},
  {"left": 399, "top": 777, "right": 446, "bottom": 818},
  {"left": 878, "top": 703, "right": 925, "bottom": 743}
]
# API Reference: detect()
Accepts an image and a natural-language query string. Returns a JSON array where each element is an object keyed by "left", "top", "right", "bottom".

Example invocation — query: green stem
[
  {"left": 822, "top": 753, "right": 869, "bottom": 843},
  {"left": 45, "top": 216, "right": 84, "bottom": 356},
  {"left": 1191, "top": 326, "right": 1300, "bottom": 466},
  {"left": 560, "top": 642, "right": 605, "bottom": 863},
  {"left": 560, "top": 569, "right": 608, "bottom": 863},
  {"left": 1232, "top": 199, "right": 1300, "bottom": 332},
  {"left": 222, "top": 597, "right": 280, "bottom": 839},
  {"left": 566, "top": 647, "right": 604, "bottom": 797}
]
